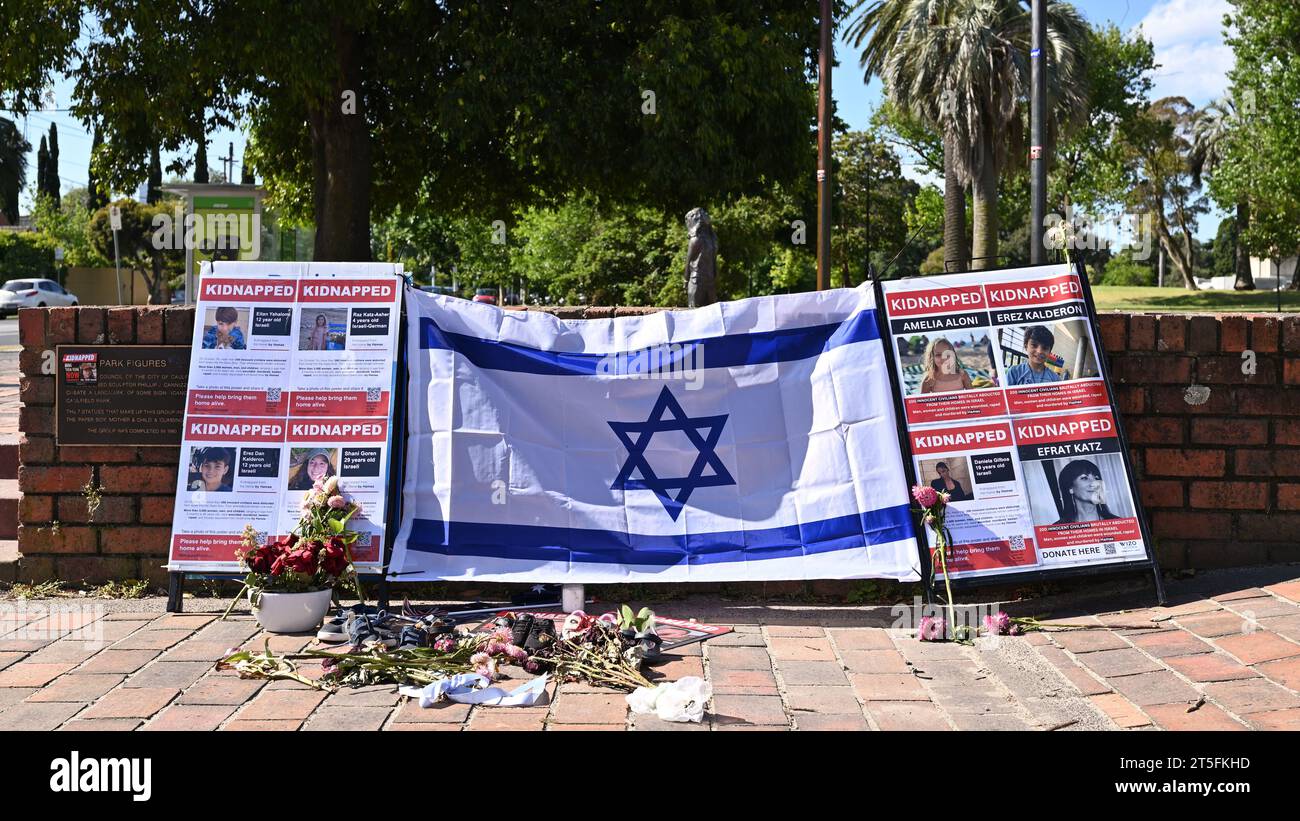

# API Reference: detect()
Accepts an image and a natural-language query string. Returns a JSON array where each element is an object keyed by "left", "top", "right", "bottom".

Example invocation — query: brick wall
[
  {"left": 16, "top": 305, "right": 193, "bottom": 586},
  {"left": 12, "top": 305, "right": 1300, "bottom": 583}
]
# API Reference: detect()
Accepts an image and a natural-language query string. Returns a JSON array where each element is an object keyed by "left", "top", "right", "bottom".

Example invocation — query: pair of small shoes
[
  {"left": 398, "top": 624, "right": 430, "bottom": 649},
  {"left": 523, "top": 617, "right": 558, "bottom": 653},
  {"left": 316, "top": 614, "right": 349, "bottom": 643},
  {"left": 421, "top": 616, "right": 456, "bottom": 638},
  {"left": 510, "top": 613, "right": 534, "bottom": 647},
  {"left": 347, "top": 610, "right": 400, "bottom": 649}
]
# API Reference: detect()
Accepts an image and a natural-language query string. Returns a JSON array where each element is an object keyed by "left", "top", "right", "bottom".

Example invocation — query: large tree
[
  {"left": 0, "top": 118, "right": 30, "bottom": 224},
  {"left": 10, "top": 1, "right": 825, "bottom": 261},
  {"left": 1211, "top": 0, "right": 1300, "bottom": 289},
  {"left": 1191, "top": 98, "right": 1254, "bottom": 290},
  {"left": 848, "top": 0, "right": 1089, "bottom": 270}
]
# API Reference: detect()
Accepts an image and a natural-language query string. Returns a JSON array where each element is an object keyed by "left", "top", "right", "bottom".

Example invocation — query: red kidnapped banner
[
  {"left": 200, "top": 278, "right": 297, "bottom": 303},
  {"left": 297, "top": 279, "right": 398, "bottom": 303},
  {"left": 885, "top": 284, "right": 986, "bottom": 316},
  {"left": 984, "top": 273, "right": 1082, "bottom": 308}
]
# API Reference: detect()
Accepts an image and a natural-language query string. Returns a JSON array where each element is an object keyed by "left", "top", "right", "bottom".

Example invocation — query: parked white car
[{"left": 0, "top": 278, "right": 79, "bottom": 318}]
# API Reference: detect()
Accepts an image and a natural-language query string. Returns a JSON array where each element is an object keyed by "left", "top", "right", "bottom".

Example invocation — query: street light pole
[
  {"left": 816, "top": 0, "right": 832, "bottom": 290},
  {"left": 1029, "top": 0, "right": 1048, "bottom": 265}
]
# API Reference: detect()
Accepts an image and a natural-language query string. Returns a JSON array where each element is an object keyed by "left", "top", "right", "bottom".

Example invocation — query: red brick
[
  {"left": 1098, "top": 314, "right": 1126, "bottom": 352},
  {"left": 1188, "top": 481, "right": 1268, "bottom": 510},
  {"left": 139, "top": 496, "right": 175, "bottom": 524},
  {"left": 1150, "top": 384, "right": 1232, "bottom": 414},
  {"left": 106, "top": 308, "right": 136, "bottom": 343},
  {"left": 865, "top": 701, "right": 951, "bottom": 731},
  {"left": 1129, "top": 315, "right": 1156, "bottom": 350},
  {"left": 1238, "top": 514, "right": 1300, "bottom": 543},
  {"left": 57, "top": 495, "right": 135, "bottom": 524},
  {"left": 1187, "top": 316, "right": 1219, "bottom": 352},
  {"left": 1234, "top": 449, "right": 1300, "bottom": 477},
  {"left": 550, "top": 692, "right": 628, "bottom": 724},
  {"left": 76, "top": 307, "right": 105, "bottom": 343},
  {"left": 100, "top": 466, "right": 177, "bottom": 493},
  {"left": 1115, "top": 355, "right": 1193, "bottom": 384},
  {"left": 18, "top": 308, "right": 47, "bottom": 347},
  {"left": 1186, "top": 540, "right": 1269, "bottom": 568},
  {"left": 1285, "top": 359, "right": 1300, "bottom": 385},
  {"left": 143, "top": 704, "right": 237, "bottom": 731},
  {"left": 1237, "top": 386, "right": 1300, "bottom": 416},
  {"left": 18, "top": 494, "right": 53, "bottom": 523},
  {"left": 1252, "top": 316, "right": 1279, "bottom": 353},
  {"left": 17, "top": 524, "right": 96, "bottom": 554},
  {"left": 1139, "top": 480, "right": 1183, "bottom": 508},
  {"left": 711, "top": 694, "right": 789, "bottom": 727},
  {"left": 48, "top": 307, "right": 76, "bottom": 343},
  {"left": 99, "top": 527, "right": 172, "bottom": 555},
  {"left": 18, "top": 405, "right": 53, "bottom": 435},
  {"left": 18, "top": 464, "right": 92, "bottom": 493},
  {"left": 1191, "top": 418, "right": 1267, "bottom": 446},
  {"left": 57, "top": 445, "right": 138, "bottom": 464},
  {"left": 1157, "top": 315, "right": 1186, "bottom": 351},
  {"left": 1284, "top": 316, "right": 1300, "bottom": 353},
  {"left": 1164, "top": 652, "right": 1258, "bottom": 682},
  {"left": 1203, "top": 354, "right": 1276, "bottom": 384},
  {"left": 140, "top": 447, "right": 182, "bottom": 465},
  {"left": 18, "top": 346, "right": 45, "bottom": 377},
  {"left": 18, "top": 376, "right": 53, "bottom": 405},
  {"left": 1278, "top": 485, "right": 1300, "bottom": 511},
  {"left": 164, "top": 307, "right": 194, "bottom": 344},
  {"left": 1144, "top": 448, "right": 1225, "bottom": 477},
  {"left": 1126, "top": 417, "right": 1183, "bottom": 445},
  {"left": 1276, "top": 420, "right": 1300, "bottom": 446},
  {"left": 1146, "top": 702, "right": 1245, "bottom": 731},
  {"left": 1115, "top": 385, "right": 1145, "bottom": 414},
  {"left": 1216, "top": 631, "right": 1300, "bottom": 664},
  {"left": 1151, "top": 511, "right": 1232, "bottom": 540},
  {"left": 18, "top": 435, "right": 54, "bottom": 465},
  {"left": 80, "top": 686, "right": 178, "bottom": 719},
  {"left": 1219, "top": 315, "right": 1249, "bottom": 352},
  {"left": 137, "top": 308, "right": 165, "bottom": 344}
]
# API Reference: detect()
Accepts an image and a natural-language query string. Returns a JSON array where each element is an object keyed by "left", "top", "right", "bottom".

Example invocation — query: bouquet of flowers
[{"left": 222, "top": 476, "right": 364, "bottom": 618}]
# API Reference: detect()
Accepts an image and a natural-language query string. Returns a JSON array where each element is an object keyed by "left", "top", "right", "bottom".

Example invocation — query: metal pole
[
  {"left": 1029, "top": 0, "right": 1047, "bottom": 265},
  {"left": 816, "top": 0, "right": 832, "bottom": 290},
  {"left": 112, "top": 229, "right": 122, "bottom": 305}
]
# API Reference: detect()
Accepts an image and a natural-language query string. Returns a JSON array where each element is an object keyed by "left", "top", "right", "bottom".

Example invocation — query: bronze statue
[{"left": 685, "top": 207, "right": 718, "bottom": 308}]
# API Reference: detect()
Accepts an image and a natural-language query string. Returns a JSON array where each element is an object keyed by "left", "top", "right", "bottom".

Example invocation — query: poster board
[
  {"left": 878, "top": 263, "right": 1158, "bottom": 584},
  {"left": 167, "top": 261, "right": 403, "bottom": 573}
]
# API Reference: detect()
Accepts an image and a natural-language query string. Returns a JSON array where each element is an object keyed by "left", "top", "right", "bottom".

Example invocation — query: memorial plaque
[{"left": 56, "top": 345, "right": 190, "bottom": 445}]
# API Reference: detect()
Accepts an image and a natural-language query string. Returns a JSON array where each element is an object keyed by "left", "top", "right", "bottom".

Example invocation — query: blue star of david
[{"left": 608, "top": 386, "right": 734, "bottom": 521}]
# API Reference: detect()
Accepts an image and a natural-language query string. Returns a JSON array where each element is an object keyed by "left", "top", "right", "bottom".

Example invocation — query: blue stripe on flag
[
  {"left": 404, "top": 503, "right": 913, "bottom": 567},
  {"left": 418, "top": 310, "right": 879, "bottom": 375}
]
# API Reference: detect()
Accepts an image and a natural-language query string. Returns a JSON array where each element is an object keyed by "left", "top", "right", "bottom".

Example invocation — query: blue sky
[{"left": 18, "top": 0, "right": 1233, "bottom": 235}]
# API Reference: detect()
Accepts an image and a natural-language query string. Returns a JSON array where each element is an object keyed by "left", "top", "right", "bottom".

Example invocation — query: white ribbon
[{"left": 399, "top": 673, "right": 550, "bottom": 707}]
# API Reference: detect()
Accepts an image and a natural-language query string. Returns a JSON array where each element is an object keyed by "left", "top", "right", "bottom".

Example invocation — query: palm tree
[
  {"left": 1190, "top": 97, "right": 1254, "bottom": 290},
  {"left": 0, "top": 118, "right": 30, "bottom": 225},
  {"left": 848, "top": 0, "right": 1089, "bottom": 270}
]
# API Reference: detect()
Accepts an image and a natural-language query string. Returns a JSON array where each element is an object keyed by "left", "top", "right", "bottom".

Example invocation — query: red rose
[
  {"left": 246, "top": 544, "right": 277, "bottom": 574},
  {"left": 270, "top": 555, "right": 286, "bottom": 576},
  {"left": 283, "top": 547, "right": 318, "bottom": 575},
  {"left": 321, "top": 541, "right": 348, "bottom": 576}
]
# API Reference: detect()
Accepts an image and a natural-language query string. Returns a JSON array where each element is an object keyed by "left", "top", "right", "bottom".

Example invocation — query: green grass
[{"left": 1091, "top": 285, "right": 1300, "bottom": 313}]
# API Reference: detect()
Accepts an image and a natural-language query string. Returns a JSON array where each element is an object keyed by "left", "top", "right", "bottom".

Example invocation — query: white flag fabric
[{"left": 388, "top": 285, "right": 920, "bottom": 583}]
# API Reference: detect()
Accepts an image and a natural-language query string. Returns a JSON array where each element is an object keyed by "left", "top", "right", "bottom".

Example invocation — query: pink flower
[
  {"left": 918, "top": 615, "right": 946, "bottom": 642},
  {"left": 983, "top": 611, "right": 1012, "bottom": 636},
  {"left": 524, "top": 660, "right": 541, "bottom": 674},
  {"left": 911, "top": 485, "right": 939, "bottom": 509},
  {"left": 328, "top": 494, "right": 347, "bottom": 509},
  {"left": 432, "top": 635, "right": 456, "bottom": 653},
  {"left": 505, "top": 644, "right": 528, "bottom": 662}
]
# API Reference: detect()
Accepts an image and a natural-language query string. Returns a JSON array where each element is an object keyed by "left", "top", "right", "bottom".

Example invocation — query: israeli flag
[{"left": 388, "top": 285, "right": 920, "bottom": 582}]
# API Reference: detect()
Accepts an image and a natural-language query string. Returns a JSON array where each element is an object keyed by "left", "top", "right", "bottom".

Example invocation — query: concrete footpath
[{"left": 2, "top": 565, "right": 1299, "bottom": 731}]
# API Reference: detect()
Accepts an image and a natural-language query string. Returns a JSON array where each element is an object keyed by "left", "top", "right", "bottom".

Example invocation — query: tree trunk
[
  {"left": 971, "top": 161, "right": 998, "bottom": 271},
  {"left": 1233, "top": 200, "right": 1255, "bottom": 290},
  {"left": 942, "top": 132, "right": 967, "bottom": 273},
  {"left": 309, "top": 22, "right": 373, "bottom": 262}
]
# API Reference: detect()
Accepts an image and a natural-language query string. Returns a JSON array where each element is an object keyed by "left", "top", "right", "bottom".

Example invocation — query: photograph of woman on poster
[
  {"left": 928, "top": 461, "right": 973, "bottom": 502},
  {"left": 920, "top": 337, "right": 974, "bottom": 394},
  {"left": 1054, "top": 459, "right": 1120, "bottom": 524},
  {"left": 187, "top": 447, "right": 235, "bottom": 493},
  {"left": 287, "top": 448, "right": 338, "bottom": 490}
]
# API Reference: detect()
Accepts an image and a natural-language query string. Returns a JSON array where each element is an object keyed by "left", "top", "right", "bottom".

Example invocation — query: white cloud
[{"left": 1131, "top": 0, "right": 1233, "bottom": 104}]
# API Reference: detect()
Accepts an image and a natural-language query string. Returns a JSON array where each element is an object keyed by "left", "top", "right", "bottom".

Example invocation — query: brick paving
[{"left": 2, "top": 567, "right": 1300, "bottom": 730}]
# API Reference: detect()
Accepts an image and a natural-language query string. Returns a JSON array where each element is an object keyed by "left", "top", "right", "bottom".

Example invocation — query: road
[{"left": 0, "top": 317, "right": 18, "bottom": 350}]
